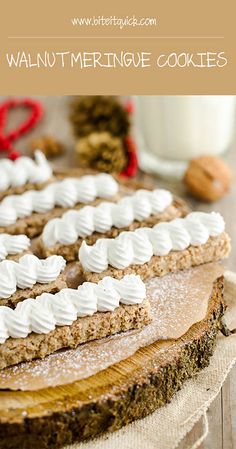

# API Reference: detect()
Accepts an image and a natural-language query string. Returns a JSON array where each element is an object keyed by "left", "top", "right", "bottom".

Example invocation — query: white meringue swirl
[
  {"left": 0, "top": 150, "right": 52, "bottom": 191},
  {"left": 129, "top": 232, "right": 153, "bottom": 264},
  {"left": 0, "top": 307, "right": 10, "bottom": 343},
  {"left": 4, "top": 306, "right": 30, "bottom": 339},
  {"left": 108, "top": 233, "right": 134, "bottom": 269},
  {"left": 0, "top": 261, "right": 17, "bottom": 298},
  {"left": 0, "top": 274, "right": 146, "bottom": 342},
  {"left": 64, "top": 284, "right": 97, "bottom": 317},
  {"left": 116, "top": 274, "right": 146, "bottom": 305},
  {"left": 0, "top": 234, "right": 30, "bottom": 261},
  {"left": 30, "top": 301, "right": 56, "bottom": 334},
  {"left": 42, "top": 188, "right": 173, "bottom": 247},
  {"left": 95, "top": 277, "right": 120, "bottom": 312},
  {"left": 0, "top": 254, "right": 66, "bottom": 298},
  {"left": 79, "top": 212, "right": 225, "bottom": 273},
  {"left": 0, "top": 173, "right": 118, "bottom": 227},
  {"left": 39, "top": 292, "right": 77, "bottom": 326},
  {"left": 79, "top": 239, "right": 109, "bottom": 273}
]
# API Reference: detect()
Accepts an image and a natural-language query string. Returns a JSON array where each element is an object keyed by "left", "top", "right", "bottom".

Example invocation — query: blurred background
[{"left": 0, "top": 95, "right": 235, "bottom": 269}]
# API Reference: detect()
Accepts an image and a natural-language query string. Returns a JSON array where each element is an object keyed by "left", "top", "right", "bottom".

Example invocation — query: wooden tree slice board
[{"left": 0, "top": 279, "right": 225, "bottom": 449}]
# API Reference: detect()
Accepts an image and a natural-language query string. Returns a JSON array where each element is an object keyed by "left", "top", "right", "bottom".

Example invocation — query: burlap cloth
[{"left": 65, "top": 271, "right": 236, "bottom": 449}]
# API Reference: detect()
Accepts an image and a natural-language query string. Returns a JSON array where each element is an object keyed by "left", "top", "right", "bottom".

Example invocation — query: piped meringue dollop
[
  {"left": 0, "top": 261, "right": 17, "bottom": 299},
  {"left": 0, "top": 274, "right": 146, "bottom": 342},
  {"left": 0, "top": 173, "right": 118, "bottom": 227},
  {"left": 95, "top": 277, "right": 120, "bottom": 312},
  {"left": 0, "top": 234, "right": 30, "bottom": 259},
  {"left": 42, "top": 188, "right": 173, "bottom": 247},
  {"left": 0, "top": 254, "right": 66, "bottom": 298},
  {"left": 116, "top": 274, "right": 146, "bottom": 305},
  {"left": 108, "top": 234, "right": 134, "bottom": 269},
  {"left": 0, "top": 150, "right": 52, "bottom": 191},
  {"left": 79, "top": 211, "right": 225, "bottom": 273},
  {"left": 79, "top": 239, "right": 109, "bottom": 273},
  {"left": 0, "top": 307, "right": 10, "bottom": 343}
]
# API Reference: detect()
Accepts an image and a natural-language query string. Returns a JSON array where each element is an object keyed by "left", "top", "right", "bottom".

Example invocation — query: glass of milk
[{"left": 133, "top": 96, "right": 235, "bottom": 178}]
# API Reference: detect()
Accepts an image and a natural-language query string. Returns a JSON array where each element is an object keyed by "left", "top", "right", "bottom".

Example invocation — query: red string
[
  {"left": 121, "top": 136, "right": 138, "bottom": 177},
  {"left": 125, "top": 99, "right": 134, "bottom": 115},
  {"left": 120, "top": 100, "right": 138, "bottom": 177},
  {"left": 0, "top": 98, "right": 43, "bottom": 160}
]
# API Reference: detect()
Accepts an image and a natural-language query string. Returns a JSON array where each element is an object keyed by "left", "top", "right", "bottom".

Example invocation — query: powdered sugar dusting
[{"left": 0, "top": 263, "right": 223, "bottom": 391}]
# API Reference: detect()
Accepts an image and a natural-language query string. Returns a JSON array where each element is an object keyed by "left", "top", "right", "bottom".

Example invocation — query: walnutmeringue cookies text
[
  {"left": 42, "top": 188, "right": 173, "bottom": 247},
  {"left": 0, "top": 150, "right": 52, "bottom": 191},
  {"left": 0, "top": 174, "right": 118, "bottom": 227},
  {"left": 0, "top": 254, "right": 66, "bottom": 298},
  {"left": 0, "top": 274, "right": 146, "bottom": 343},
  {"left": 79, "top": 212, "right": 225, "bottom": 273},
  {"left": 0, "top": 234, "right": 30, "bottom": 260}
]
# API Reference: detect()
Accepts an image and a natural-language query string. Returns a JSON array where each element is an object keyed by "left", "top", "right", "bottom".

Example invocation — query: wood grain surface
[{"left": 0, "top": 95, "right": 235, "bottom": 449}]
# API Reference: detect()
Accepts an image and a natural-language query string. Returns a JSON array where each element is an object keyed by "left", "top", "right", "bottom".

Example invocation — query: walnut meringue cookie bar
[
  {"left": 0, "top": 173, "right": 119, "bottom": 238},
  {"left": 38, "top": 188, "right": 188, "bottom": 261},
  {"left": 0, "top": 254, "right": 67, "bottom": 308},
  {"left": 0, "top": 233, "right": 31, "bottom": 261},
  {"left": 79, "top": 211, "right": 231, "bottom": 283},
  {"left": 0, "top": 274, "right": 150, "bottom": 368},
  {"left": 0, "top": 150, "right": 53, "bottom": 201}
]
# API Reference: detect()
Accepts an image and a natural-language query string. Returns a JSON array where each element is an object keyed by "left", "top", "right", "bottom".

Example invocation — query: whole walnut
[{"left": 184, "top": 155, "right": 232, "bottom": 202}]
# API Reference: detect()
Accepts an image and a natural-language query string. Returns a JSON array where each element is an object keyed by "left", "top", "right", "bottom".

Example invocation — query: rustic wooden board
[{"left": 0, "top": 277, "right": 225, "bottom": 449}]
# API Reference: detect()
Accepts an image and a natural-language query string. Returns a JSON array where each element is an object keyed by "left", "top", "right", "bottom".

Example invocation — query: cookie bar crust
[
  {"left": 0, "top": 299, "right": 150, "bottom": 369},
  {"left": 38, "top": 197, "right": 189, "bottom": 261},
  {"left": 0, "top": 178, "right": 55, "bottom": 202},
  {"left": 0, "top": 192, "right": 125, "bottom": 238},
  {"left": 83, "top": 232, "right": 231, "bottom": 283},
  {"left": 0, "top": 273, "right": 67, "bottom": 309}
]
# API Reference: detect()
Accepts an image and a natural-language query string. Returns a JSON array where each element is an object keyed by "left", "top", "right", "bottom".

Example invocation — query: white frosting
[
  {"left": 0, "top": 150, "right": 52, "bottom": 191},
  {"left": 108, "top": 233, "right": 134, "bottom": 269},
  {"left": 0, "top": 234, "right": 30, "bottom": 260},
  {"left": 0, "top": 254, "right": 66, "bottom": 298},
  {"left": 64, "top": 285, "right": 97, "bottom": 317},
  {"left": 95, "top": 277, "right": 120, "bottom": 312},
  {"left": 0, "top": 307, "right": 10, "bottom": 342},
  {"left": 0, "top": 174, "right": 118, "bottom": 227},
  {"left": 130, "top": 232, "right": 153, "bottom": 264},
  {"left": 42, "top": 188, "right": 173, "bottom": 247},
  {"left": 116, "top": 274, "right": 146, "bottom": 305},
  {"left": 0, "top": 274, "right": 146, "bottom": 343},
  {"left": 79, "top": 239, "right": 109, "bottom": 273},
  {"left": 0, "top": 261, "right": 17, "bottom": 298},
  {"left": 79, "top": 211, "right": 225, "bottom": 273}
]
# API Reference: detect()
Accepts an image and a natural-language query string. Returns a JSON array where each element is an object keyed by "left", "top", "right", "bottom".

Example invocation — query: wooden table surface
[{"left": 1, "top": 95, "right": 236, "bottom": 449}]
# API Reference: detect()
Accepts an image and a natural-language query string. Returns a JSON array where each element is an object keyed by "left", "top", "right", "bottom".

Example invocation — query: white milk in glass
[{"left": 133, "top": 96, "right": 235, "bottom": 161}]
